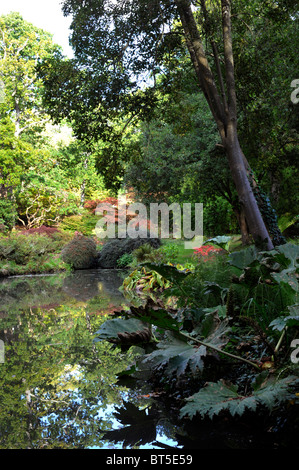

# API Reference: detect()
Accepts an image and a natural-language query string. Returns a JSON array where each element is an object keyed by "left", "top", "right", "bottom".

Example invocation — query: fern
[{"left": 180, "top": 373, "right": 299, "bottom": 420}]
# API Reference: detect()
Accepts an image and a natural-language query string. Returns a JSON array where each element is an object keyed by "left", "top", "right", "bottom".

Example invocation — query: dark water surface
[
  {"left": 0, "top": 269, "right": 180, "bottom": 449},
  {"left": 1, "top": 270, "right": 296, "bottom": 450}
]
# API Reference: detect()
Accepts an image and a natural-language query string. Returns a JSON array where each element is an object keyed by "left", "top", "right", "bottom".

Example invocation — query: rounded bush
[{"left": 61, "top": 234, "right": 98, "bottom": 269}]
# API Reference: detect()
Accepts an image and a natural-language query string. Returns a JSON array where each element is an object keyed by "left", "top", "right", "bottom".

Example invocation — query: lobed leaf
[
  {"left": 143, "top": 333, "right": 207, "bottom": 377},
  {"left": 180, "top": 375, "right": 299, "bottom": 420}
]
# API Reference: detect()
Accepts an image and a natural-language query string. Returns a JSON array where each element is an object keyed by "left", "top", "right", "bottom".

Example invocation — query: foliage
[
  {"left": 180, "top": 374, "right": 299, "bottom": 420},
  {"left": 97, "top": 237, "right": 161, "bottom": 269},
  {"left": 16, "top": 184, "right": 78, "bottom": 228},
  {"left": 59, "top": 212, "right": 100, "bottom": 236},
  {"left": 116, "top": 252, "right": 134, "bottom": 268},
  {"left": 60, "top": 234, "right": 98, "bottom": 269},
  {"left": 0, "top": 12, "right": 60, "bottom": 137},
  {"left": 121, "top": 266, "right": 172, "bottom": 296},
  {"left": 0, "top": 232, "right": 70, "bottom": 276},
  {"left": 95, "top": 241, "right": 299, "bottom": 424}
]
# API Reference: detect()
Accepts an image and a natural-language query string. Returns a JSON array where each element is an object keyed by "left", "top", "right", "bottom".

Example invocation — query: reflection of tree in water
[
  {"left": 0, "top": 269, "right": 127, "bottom": 313},
  {"left": 0, "top": 275, "right": 68, "bottom": 313},
  {"left": 0, "top": 305, "right": 139, "bottom": 449},
  {"left": 62, "top": 269, "right": 126, "bottom": 304}
]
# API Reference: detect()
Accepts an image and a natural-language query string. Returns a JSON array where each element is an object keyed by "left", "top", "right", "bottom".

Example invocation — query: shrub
[
  {"left": 60, "top": 213, "right": 99, "bottom": 236},
  {"left": 84, "top": 197, "right": 118, "bottom": 214},
  {"left": 61, "top": 234, "right": 98, "bottom": 269},
  {"left": 0, "top": 232, "right": 69, "bottom": 275},
  {"left": 116, "top": 252, "right": 134, "bottom": 268},
  {"left": 192, "top": 244, "right": 224, "bottom": 263},
  {"left": 0, "top": 199, "right": 17, "bottom": 230},
  {"left": 97, "top": 237, "right": 161, "bottom": 268}
]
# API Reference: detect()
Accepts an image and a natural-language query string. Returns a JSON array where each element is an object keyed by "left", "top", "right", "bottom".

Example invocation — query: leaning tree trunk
[
  {"left": 223, "top": 121, "right": 274, "bottom": 249},
  {"left": 174, "top": 0, "right": 278, "bottom": 250}
]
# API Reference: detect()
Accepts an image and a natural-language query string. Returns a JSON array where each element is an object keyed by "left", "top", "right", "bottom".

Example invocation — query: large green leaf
[
  {"left": 130, "top": 304, "right": 181, "bottom": 332},
  {"left": 204, "top": 236, "right": 232, "bottom": 251},
  {"left": 143, "top": 333, "right": 207, "bottom": 377},
  {"left": 228, "top": 246, "right": 260, "bottom": 270},
  {"left": 143, "top": 314, "right": 230, "bottom": 378},
  {"left": 269, "top": 304, "right": 299, "bottom": 331},
  {"left": 275, "top": 243, "right": 299, "bottom": 268},
  {"left": 271, "top": 269, "right": 298, "bottom": 292},
  {"left": 93, "top": 317, "right": 147, "bottom": 342},
  {"left": 180, "top": 375, "right": 299, "bottom": 420}
]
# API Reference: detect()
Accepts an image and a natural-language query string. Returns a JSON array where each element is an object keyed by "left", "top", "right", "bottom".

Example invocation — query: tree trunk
[
  {"left": 232, "top": 205, "right": 250, "bottom": 246},
  {"left": 80, "top": 154, "right": 89, "bottom": 208},
  {"left": 175, "top": 0, "right": 275, "bottom": 250},
  {"left": 223, "top": 121, "right": 273, "bottom": 249}
]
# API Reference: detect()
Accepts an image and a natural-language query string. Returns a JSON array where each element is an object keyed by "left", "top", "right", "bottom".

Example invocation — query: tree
[
  {"left": 124, "top": 90, "right": 245, "bottom": 238},
  {"left": 0, "top": 13, "right": 65, "bottom": 228},
  {"left": 40, "top": 0, "right": 294, "bottom": 249},
  {"left": 0, "top": 12, "right": 61, "bottom": 138}
]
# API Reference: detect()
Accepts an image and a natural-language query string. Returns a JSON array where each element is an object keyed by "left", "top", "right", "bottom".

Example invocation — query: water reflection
[{"left": 0, "top": 269, "right": 179, "bottom": 449}]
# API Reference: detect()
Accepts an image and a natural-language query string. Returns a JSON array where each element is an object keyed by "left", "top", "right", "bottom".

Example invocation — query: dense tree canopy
[
  {"left": 0, "top": 13, "right": 108, "bottom": 229},
  {"left": 38, "top": 0, "right": 299, "bottom": 247}
]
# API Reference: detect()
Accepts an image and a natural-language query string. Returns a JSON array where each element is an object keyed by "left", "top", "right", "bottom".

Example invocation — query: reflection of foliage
[{"left": 0, "top": 304, "right": 136, "bottom": 448}]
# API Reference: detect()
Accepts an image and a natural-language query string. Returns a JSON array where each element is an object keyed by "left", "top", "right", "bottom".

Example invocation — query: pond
[
  {"left": 0, "top": 269, "right": 182, "bottom": 450},
  {"left": 1, "top": 269, "right": 296, "bottom": 450}
]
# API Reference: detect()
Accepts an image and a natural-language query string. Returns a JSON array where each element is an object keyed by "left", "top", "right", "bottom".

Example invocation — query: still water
[{"left": 0, "top": 269, "right": 180, "bottom": 449}]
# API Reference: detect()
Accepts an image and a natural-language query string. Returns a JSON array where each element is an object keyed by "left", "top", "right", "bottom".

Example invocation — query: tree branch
[
  {"left": 221, "top": 0, "right": 237, "bottom": 118},
  {"left": 174, "top": 0, "right": 227, "bottom": 139}
]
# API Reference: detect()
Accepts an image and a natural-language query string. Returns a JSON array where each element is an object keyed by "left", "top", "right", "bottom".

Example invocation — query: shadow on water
[{"left": 0, "top": 269, "right": 181, "bottom": 449}]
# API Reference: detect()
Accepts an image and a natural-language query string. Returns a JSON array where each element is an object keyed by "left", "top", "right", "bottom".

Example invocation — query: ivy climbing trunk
[{"left": 174, "top": 0, "right": 277, "bottom": 250}]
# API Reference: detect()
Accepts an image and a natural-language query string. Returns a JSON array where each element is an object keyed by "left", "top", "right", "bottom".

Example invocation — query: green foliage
[
  {"left": 180, "top": 374, "right": 299, "bottom": 420},
  {"left": 16, "top": 183, "right": 79, "bottom": 228},
  {"left": 0, "top": 12, "right": 60, "bottom": 137},
  {"left": 204, "top": 236, "right": 233, "bottom": 252},
  {"left": 0, "top": 232, "right": 69, "bottom": 275},
  {"left": 0, "top": 199, "right": 17, "bottom": 230},
  {"left": 116, "top": 252, "right": 134, "bottom": 268},
  {"left": 143, "top": 313, "right": 231, "bottom": 378},
  {"left": 59, "top": 213, "right": 99, "bottom": 236},
  {"left": 132, "top": 243, "right": 157, "bottom": 263},
  {"left": 94, "top": 318, "right": 147, "bottom": 343},
  {"left": 278, "top": 214, "right": 299, "bottom": 234},
  {"left": 121, "top": 266, "right": 172, "bottom": 297},
  {"left": 95, "top": 240, "right": 299, "bottom": 426}
]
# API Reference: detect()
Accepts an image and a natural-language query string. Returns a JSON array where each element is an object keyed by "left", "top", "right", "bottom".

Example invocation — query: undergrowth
[{"left": 94, "top": 240, "right": 299, "bottom": 437}]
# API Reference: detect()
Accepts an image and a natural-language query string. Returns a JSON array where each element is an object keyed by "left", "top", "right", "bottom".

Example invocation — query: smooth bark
[{"left": 174, "top": 0, "right": 274, "bottom": 250}]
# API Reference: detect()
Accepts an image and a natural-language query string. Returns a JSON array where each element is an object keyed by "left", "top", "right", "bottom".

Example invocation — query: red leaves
[{"left": 193, "top": 244, "right": 223, "bottom": 262}]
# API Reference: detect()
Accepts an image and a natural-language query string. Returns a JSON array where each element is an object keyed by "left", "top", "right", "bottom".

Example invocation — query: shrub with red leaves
[
  {"left": 84, "top": 197, "right": 118, "bottom": 213},
  {"left": 193, "top": 244, "right": 223, "bottom": 262},
  {"left": 20, "top": 225, "right": 60, "bottom": 238}
]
